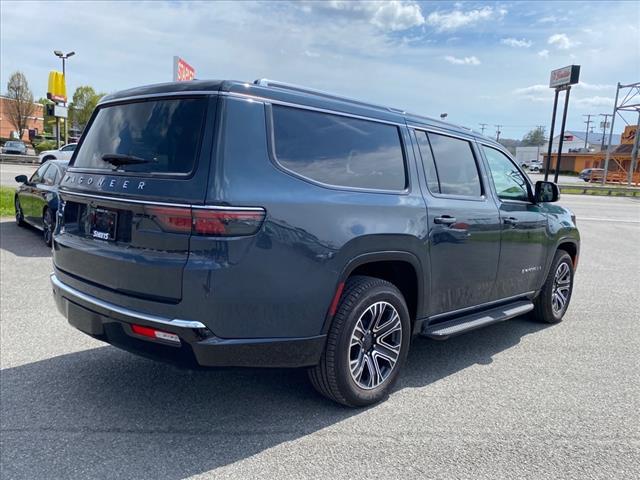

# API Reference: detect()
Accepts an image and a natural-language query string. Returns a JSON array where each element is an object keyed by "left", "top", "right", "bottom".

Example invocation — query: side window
[
  {"left": 413, "top": 130, "right": 440, "bottom": 193},
  {"left": 271, "top": 105, "right": 406, "bottom": 191},
  {"left": 43, "top": 165, "right": 58, "bottom": 186},
  {"left": 482, "top": 146, "right": 530, "bottom": 201},
  {"left": 427, "top": 133, "right": 482, "bottom": 197},
  {"left": 30, "top": 164, "right": 49, "bottom": 184},
  {"left": 61, "top": 144, "right": 76, "bottom": 152}
]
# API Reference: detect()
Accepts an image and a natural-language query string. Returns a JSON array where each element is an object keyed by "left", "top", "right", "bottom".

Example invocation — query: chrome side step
[{"left": 421, "top": 300, "right": 534, "bottom": 340}]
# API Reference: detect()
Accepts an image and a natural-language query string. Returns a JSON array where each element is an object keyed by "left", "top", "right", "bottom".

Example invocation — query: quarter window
[
  {"left": 427, "top": 133, "right": 482, "bottom": 197},
  {"left": 272, "top": 105, "right": 406, "bottom": 191},
  {"left": 483, "top": 146, "right": 530, "bottom": 201},
  {"left": 414, "top": 130, "right": 440, "bottom": 193}
]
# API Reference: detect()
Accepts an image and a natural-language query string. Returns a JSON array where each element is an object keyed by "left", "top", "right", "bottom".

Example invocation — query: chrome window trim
[
  {"left": 51, "top": 274, "right": 207, "bottom": 330},
  {"left": 58, "top": 190, "right": 265, "bottom": 211}
]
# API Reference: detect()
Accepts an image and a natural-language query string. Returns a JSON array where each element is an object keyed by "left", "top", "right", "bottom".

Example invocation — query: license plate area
[{"left": 91, "top": 208, "right": 118, "bottom": 241}]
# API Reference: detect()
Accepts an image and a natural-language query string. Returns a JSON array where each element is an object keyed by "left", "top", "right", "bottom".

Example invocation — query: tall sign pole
[
  {"left": 554, "top": 87, "right": 572, "bottom": 183},
  {"left": 546, "top": 65, "right": 580, "bottom": 183},
  {"left": 544, "top": 89, "right": 560, "bottom": 181}
]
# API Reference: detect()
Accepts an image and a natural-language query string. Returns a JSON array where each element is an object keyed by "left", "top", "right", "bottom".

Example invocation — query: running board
[{"left": 421, "top": 300, "right": 534, "bottom": 340}]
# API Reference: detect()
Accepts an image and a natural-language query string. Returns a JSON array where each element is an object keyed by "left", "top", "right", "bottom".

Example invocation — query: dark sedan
[{"left": 14, "top": 160, "right": 69, "bottom": 246}]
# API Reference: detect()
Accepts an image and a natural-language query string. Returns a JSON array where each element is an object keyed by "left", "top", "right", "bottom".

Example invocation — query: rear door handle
[
  {"left": 503, "top": 217, "right": 518, "bottom": 226},
  {"left": 434, "top": 215, "right": 456, "bottom": 225}
]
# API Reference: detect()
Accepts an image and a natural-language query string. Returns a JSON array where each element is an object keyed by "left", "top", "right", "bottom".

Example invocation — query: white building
[{"left": 545, "top": 131, "right": 621, "bottom": 153}]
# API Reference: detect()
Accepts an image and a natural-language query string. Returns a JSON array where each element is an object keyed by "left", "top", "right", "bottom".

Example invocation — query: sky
[{"left": 1, "top": 0, "right": 638, "bottom": 139}]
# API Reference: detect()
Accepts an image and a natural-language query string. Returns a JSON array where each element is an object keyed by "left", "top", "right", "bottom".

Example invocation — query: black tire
[
  {"left": 15, "top": 198, "right": 25, "bottom": 227},
  {"left": 43, "top": 208, "right": 54, "bottom": 247},
  {"left": 308, "top": 275, "right": 411, "bottom": 407},
  {"left": 532, "top": 250, "right": 574, "bottom": 324}
]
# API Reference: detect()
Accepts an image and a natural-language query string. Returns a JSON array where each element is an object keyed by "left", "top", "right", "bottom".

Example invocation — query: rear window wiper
[{"left": 101, "top": 153, "right": 152, "bottom": 167}]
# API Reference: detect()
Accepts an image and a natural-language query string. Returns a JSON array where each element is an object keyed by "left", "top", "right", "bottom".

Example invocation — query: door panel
[
  {"left": 480, "top": 145, "right": 549, "bottom": 298},
  {"left": 413, "top": 130, "right": 501, "bottom": 315}
]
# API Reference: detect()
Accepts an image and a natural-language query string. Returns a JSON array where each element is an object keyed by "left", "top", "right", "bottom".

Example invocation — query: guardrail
[
  {"left": 559, "top": 184, "right": 639, "bottom": 197},
  {"left": 0, "top": 153, "right": 39, "bottom": 164}
]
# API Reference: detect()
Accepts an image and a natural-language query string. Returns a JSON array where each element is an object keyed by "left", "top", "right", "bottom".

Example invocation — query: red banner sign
[{"left": 173, "top": 56, "right": 195, "bottom": 82}]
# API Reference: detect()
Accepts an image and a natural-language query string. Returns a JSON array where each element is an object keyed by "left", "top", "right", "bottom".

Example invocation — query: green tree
[
  {"left": 522, "top": 126, "right": 546, "bottom": 146},
  {"left": 69, "top": 86, "right": 104, "bottom": 132},
  {"left": 5, "top": 71, "right": 36, "bottom": 139}
]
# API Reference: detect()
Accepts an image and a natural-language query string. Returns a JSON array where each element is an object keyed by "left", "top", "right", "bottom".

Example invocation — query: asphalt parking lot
[{"left": 1, "top": 195, "right": 639, "bottom": 479}]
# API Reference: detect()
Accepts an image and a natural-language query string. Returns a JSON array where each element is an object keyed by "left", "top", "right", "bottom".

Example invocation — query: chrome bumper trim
[{"left": 51, "top": 273, "right": 207, "bottom": 330}]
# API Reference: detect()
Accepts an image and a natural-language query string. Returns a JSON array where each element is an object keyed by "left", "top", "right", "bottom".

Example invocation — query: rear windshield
[{"left": 72, "top": 97, "right": 208, "bottom": 174}]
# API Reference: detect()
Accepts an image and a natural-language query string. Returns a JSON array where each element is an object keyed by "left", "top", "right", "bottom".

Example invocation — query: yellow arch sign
[{"left": 47, "top": 71, "right": 67, "bottom": 103}]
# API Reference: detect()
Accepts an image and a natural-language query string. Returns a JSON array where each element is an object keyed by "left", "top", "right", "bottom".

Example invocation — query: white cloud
[
  {"left": 501, "top": 37, "right": 532, "bottom": 48},
  {"left": 320, "top": 1, "right": 425, "bottom": 31},
  {"left": 548, "top": 33, "right": 580, "bottom": 50},
  {"left": 537, "top": 49, "right": 550, "bottom": 58},
  {"left": 445, "top": 55, "right": 481, "bottom": 65},
  {"left": 575, "top": 96, "right": 615, "bottom": 108},
  {"left": 426, "top": 6, "right": 504, "bottom": 31},
  {"left": 576, "top": 82, "right": 614, "bottom": 91},
  {"left": 538, "top": 15, "right": 558, "bottom": 24},
  {"left": 513, "top": 85, "right": 548, "bottom": 95}
]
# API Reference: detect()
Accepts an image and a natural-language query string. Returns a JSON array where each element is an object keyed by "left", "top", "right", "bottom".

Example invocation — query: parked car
[
  {"left": 2, "top": 140, "right": 27, "bottom": 155},
  {"left": 579, "top": 168, "right": 604, "bottom": 182},
  {"left": 51, "top": 79, "right": 580, "bottom": 407},
  {"left": 38, "top": 143, "right": 77, "bottom": 163},
  {"left": 526, "top": 160, "right": 543, "bottom": 172},
  {"left": 14, "top": 160, "right": 69, "bottom": 246}
]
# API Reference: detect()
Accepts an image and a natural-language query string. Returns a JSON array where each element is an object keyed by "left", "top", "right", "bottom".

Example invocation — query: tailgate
[{"left": 53, "top": 94, "right": 217, "bottom": 302}]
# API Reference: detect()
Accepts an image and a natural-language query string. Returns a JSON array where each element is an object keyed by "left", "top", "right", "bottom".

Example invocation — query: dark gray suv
[{"left": 51, "top": 79, "right": 579, "bottom": 406}]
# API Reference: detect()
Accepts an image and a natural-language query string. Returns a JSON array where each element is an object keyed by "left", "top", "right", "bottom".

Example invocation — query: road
[
  {"left": 0, "top": 163, "right": 37, "bottom": 187},
  {"left": 1, "top": 196, "right": 639, "bottom": 479}
]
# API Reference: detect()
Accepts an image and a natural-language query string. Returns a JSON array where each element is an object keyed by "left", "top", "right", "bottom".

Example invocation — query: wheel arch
[{"left": 321, "top": 251, "right": 425, "bottom": 335}]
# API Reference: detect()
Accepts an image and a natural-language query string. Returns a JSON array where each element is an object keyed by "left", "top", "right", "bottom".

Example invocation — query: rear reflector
[
  {"left": 145, "top": 205, "right": 265, "bottom": 236},
  {"left": 131, "top": 324, "right": 180, "bottom": 344}
]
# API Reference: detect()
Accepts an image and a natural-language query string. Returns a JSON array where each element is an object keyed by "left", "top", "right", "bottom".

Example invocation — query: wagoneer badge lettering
[{"left": 63, "top": 175, "right": 145, "bottom": 191}]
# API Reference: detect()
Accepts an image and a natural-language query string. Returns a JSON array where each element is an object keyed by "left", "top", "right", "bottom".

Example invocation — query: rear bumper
[{"left": 51, "top": 274, "right": 325, "bottom": 368}]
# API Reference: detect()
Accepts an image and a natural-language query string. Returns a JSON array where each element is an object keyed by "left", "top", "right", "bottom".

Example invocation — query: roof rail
[{"left": 253, "top": 78, "right": 406, "bottom": 114}]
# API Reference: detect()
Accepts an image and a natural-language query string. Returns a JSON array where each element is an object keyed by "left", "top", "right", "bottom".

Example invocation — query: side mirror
[
  {"left": 15, "top": 175, "right": 28, "bottom": 184},
  {"left": 534, "top": 181, "right": 559, "bottom": 203}
]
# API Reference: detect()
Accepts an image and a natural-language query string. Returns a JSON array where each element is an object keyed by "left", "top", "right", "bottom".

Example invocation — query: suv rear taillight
[{"left": 146, "top": 205, "right": 265, "bottom": 237}]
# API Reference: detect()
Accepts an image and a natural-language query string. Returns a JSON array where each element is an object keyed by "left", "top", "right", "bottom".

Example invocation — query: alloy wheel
[
  {"left": 43, "top": 210, "right": 53, "bottom": 245},
  {"left": 348, "top": 301, "right": 402, "bottom": 390},
  {"left": 551, "top": 262, "right": 571, "bottom": 316}
]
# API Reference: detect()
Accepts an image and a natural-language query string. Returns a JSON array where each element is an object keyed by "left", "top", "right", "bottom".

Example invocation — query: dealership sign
[
  {"left": 549, "top": 65, "right": 580, "bottom": 89},
  {"left": 173, "top": 56, "right": 195, "bottom": 82}
]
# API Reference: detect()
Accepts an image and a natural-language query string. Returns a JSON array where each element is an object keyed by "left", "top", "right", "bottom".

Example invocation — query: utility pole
[
  {"left": 599, "top": 113, "right": 612, "bottom": 151},
  {"left": 495, "top": 124, "right": 502, "bottom": 141},
  {"left": 582, "top": 114, "right": 593, "bottom": 149},
  {"left": 479, "top": 123, "right": 488, "bottom": 135},
  {"left": 536, "top": 125, "right": 545, "bottom": 162}
]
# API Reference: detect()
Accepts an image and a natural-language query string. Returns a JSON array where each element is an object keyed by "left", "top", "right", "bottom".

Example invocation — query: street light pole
[{"left": 53, "top": 50, "right": 75, "bottom": 146}]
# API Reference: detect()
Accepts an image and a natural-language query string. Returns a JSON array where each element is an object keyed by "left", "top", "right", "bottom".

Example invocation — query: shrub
[{"left": 34, "top": 140, "right": 57, "bottom": 153}]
